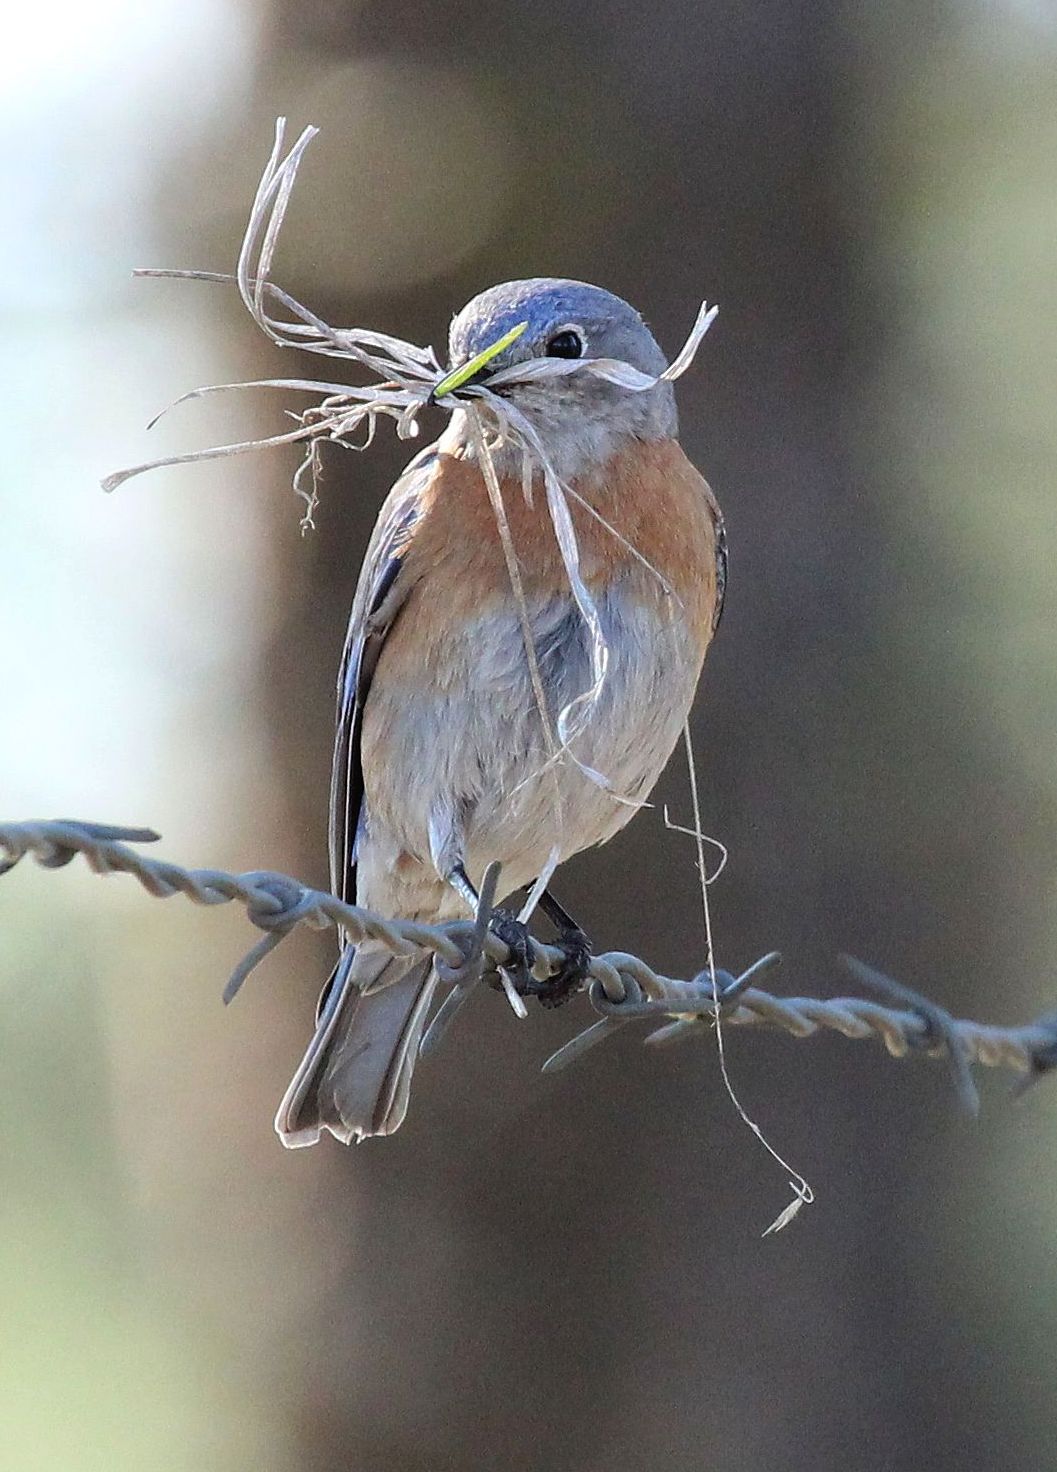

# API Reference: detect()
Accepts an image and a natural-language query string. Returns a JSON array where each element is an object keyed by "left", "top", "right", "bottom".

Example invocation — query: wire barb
[
  {"left": 837, "top": 953, "right": 980, "bottom": 1115},
  {"left": 3, "top": 819, "right": 1057, "bottom": 1104},
  {"left": 420, "top": 861, "right": 502, "bottom": 1057}
]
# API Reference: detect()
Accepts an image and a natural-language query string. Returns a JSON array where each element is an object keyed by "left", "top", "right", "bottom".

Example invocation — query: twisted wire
[{"left": 3, "top": 819, "right": 1056, "bottom": 1102}]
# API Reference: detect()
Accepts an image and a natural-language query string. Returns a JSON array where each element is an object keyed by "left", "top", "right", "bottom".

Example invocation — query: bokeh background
[{"left": 3, "top": 2, "right": 1057, "bottom": 1468}]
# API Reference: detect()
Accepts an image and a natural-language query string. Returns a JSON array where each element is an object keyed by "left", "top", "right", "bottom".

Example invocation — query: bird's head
[{"left": 435, "top": 278, "right": 677, "bottom": 481}]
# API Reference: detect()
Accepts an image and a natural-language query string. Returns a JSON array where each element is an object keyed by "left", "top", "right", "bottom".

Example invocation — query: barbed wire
[{"left": 3, "top": 818, "right": 1056, "bottom": 1109}]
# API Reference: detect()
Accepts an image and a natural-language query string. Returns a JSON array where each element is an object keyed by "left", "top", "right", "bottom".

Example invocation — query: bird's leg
[
  {"left": 447, "top": 864, "right": 537, "bottom": 994},
  {"left": 447, "top": 864, "right": 481, "bottom": 915},
  {"left": 533, "top": 887, "right": 593, "bottom": 1009}
]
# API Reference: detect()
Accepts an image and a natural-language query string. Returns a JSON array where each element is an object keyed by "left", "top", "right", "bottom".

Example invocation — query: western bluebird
[{"left": 276, "top": 278, "right": 726, "bottom": 1147}]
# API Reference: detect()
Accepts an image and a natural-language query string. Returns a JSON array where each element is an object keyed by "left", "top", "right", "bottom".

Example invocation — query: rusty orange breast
[{"left": 401, "top": 436, "right": 721, "bottom": 644}]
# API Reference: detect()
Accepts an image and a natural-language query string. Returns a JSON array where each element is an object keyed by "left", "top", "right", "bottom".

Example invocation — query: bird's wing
[
  {"left": 711, "top": 504, "right": 728, "bottom": 634},
  {"left": 328, "top": 444, "right": 438, "bottom": 908}
]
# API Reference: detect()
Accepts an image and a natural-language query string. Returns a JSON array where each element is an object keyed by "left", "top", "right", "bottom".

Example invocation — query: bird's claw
[
  {"left": 488, "top": 908, "right": 537, "bottom": 993},
  {"left": 536, "top": 927, "right": 592, "bottom": 1009},
  {"left": 487, "top": 909, "right": 592, "bottom": 1010}
]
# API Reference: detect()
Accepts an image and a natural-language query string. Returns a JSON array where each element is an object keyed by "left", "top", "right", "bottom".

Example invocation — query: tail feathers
[{"left": 275, "top": 941, "right": 437, "bottom": 1148}]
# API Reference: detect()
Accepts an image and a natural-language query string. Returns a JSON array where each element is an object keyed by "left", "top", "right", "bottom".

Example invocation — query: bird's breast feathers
[
  {"left": 404, "top": 435, "right": 719, "bottom": 630},
  {"left": 354, "top": 435, "right": 723, "bottom": 893}
]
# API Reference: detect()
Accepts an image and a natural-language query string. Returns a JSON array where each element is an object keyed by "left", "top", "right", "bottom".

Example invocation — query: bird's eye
[{"left": 545, "top": 329, "right": 584, "bottom": 359}]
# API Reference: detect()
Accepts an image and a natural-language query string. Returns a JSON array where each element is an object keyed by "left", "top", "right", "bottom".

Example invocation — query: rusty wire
[{"left": 3, "top": 818, "right": 1056, "bottom": 1108}]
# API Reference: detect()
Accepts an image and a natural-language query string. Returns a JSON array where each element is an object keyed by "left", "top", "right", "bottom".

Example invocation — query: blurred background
[{"left": 2, "top": 1, "right": 1056, "bottom": 1467}]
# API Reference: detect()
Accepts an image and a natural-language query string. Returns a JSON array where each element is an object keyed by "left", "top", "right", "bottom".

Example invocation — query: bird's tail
[{"left": 275, "top": 941, "right": 437, "bottom": 1148}]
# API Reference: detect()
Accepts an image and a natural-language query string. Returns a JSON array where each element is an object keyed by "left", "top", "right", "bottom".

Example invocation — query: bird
[{"left": 275, "top": 277, "right": 726, "bottom": 1147}]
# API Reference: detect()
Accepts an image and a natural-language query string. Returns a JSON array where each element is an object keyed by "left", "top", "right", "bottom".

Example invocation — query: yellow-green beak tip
[{"left": 430, "top": 320, "right": 529, "bottom": 402}]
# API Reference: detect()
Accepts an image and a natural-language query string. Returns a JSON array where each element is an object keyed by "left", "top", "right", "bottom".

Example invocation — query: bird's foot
[
  {"left": 488, "top": 908, "right": 537, "bottom": 994},
  {"left": 536, "top": 926, "right": 592, "bottom": 1009},
  {"left": 487, "top": 904, "right": 592, "bottom": 1009}
]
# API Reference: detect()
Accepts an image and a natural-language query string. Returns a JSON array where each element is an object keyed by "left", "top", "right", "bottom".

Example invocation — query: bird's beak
[{"left": 428, "top": 319, "right": 529, "bottom": 405}]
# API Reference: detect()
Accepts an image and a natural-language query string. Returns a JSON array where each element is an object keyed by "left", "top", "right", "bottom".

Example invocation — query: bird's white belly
[{"left": 359, "top": 577, "right": 704, "bottom": 907}]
